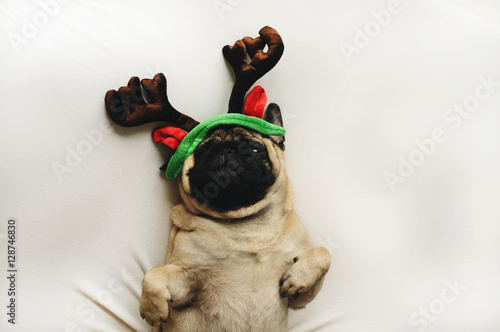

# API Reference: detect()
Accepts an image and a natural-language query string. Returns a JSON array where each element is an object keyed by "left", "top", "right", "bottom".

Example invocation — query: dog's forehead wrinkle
[{"left": 203, "top": 126, "right": 261, "bottom": 144}]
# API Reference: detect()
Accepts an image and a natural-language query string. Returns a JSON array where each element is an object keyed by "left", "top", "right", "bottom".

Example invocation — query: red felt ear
[
  {"left": 153, "top": 126, "right": 188, "bottom": 149},
  {"left": 243, "top": 86, "right": 267, "bottom": 119}
]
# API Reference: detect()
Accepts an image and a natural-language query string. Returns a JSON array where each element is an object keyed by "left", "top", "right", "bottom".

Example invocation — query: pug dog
[
  {"left": 104, "top": 26, "right": 331, "bottom": 332},
  {"left": 138, "top": 105, "right": 331, "bottom": 331}
]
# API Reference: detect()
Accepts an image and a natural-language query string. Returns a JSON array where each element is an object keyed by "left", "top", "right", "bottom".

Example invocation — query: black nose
[
  {"left": 218, "top": 147, "right": 237, "bottom": 164},
  {"left": 223, "top": 147, "right": 236, "bottom": 157}
]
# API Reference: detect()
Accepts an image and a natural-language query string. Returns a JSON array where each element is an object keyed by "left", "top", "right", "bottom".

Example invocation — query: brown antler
[
  {"left": 223, "top": 26, "right": 284, "bottom": 114},
  {"left": 104, "top": 73, "right": 199, "bottom": 131}
]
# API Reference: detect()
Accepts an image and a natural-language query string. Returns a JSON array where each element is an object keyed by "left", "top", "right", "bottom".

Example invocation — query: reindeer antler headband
[{"left": 104, "top": 26, "right": 285, "bottom": 179}]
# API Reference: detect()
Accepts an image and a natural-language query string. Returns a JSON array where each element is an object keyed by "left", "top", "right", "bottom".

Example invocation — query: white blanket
[{"left": 2, "top": 0, "right": 500, "bottom": 331}]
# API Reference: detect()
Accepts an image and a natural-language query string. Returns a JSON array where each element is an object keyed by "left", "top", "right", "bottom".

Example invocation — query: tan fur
[{"left": 140, "top": 131, "right": 331, "bottom": 331}]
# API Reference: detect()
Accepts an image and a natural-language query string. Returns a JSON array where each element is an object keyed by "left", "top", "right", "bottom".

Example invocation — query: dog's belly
[{"left": 166, "top": 251, "right": 291, "bottom": 332}]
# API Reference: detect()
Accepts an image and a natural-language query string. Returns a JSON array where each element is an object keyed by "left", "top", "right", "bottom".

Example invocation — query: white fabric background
[{"left": 1, "top": 0, "right": 500, "bottom": 331}]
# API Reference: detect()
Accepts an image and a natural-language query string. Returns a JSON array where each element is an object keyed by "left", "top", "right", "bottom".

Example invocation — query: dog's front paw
[
  {"left": 140, "top": 267, "right": 172, "bottom": 326},
  {"left": 279, "top": 247, "right": 331, "bottom": 299}
]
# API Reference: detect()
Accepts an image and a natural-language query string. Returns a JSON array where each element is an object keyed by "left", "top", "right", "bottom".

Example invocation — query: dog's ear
[{"left": 264, "top": 103, "right": 285, "bottom": 147}]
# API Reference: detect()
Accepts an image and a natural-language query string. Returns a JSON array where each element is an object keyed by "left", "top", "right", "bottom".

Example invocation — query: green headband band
[{"left": 165, "top": 113, "right": 286, "bottom": 180}]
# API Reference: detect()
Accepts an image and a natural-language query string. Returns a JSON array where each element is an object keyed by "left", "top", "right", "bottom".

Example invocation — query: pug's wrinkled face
[{"left": 187, "top": 126, "right": 277, "bottom": 212}]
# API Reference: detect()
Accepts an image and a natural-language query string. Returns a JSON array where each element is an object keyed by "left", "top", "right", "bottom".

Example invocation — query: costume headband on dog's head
[
  {"left": 104, "top": 26, "right": 285, "bottom": 179},
  {"left": 155, "top": 113, "right": 285, "bottom": 180}
]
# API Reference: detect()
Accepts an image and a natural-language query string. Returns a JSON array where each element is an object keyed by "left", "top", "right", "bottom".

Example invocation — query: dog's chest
[
  {"left": 170, "top": 206, "right": 298, "bottom": 330},
  {"left": 194, "top": 246, "right": 291, "bottom": 331}
]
